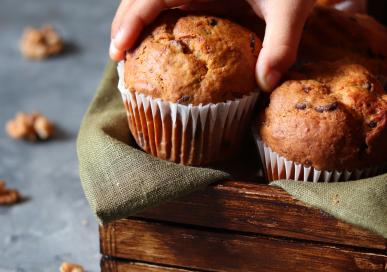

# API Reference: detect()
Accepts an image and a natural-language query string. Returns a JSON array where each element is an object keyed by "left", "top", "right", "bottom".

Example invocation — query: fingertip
[
  {"left": 256, "top": 67, "right": 281, "bottom": 92},
  {"left": 109, "top": 42, "right": 125, "bottom": 61},
  {"left": 256, "top": 53, "right": 282, "bottom": 92}
]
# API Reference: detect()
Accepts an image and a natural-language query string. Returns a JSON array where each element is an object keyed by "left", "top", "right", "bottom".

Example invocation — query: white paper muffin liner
[
  {"left": 117, "top": 61, "right": 259, "bottom": 165},
  {"left": 252, "top": 128, "right": 387, "bottom": 182}
]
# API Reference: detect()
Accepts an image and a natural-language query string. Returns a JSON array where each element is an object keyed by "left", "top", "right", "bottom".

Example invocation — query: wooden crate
[{"left": 99, "top": 180, "right": 387, "bottom": 272}]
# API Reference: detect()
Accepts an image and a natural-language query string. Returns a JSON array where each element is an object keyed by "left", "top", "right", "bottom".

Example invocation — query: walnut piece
[
  {"left": 20, "top": 25, "right": 64, "bottom": 60},
  {"left": 0, "top": 180, "right": 21, "bottom": 205},
  {"left": 6, "top": 112, "right": 54, "bottom": 141},
  {"left": 60, "top": 262, "right": 84, "bottom": 272}
]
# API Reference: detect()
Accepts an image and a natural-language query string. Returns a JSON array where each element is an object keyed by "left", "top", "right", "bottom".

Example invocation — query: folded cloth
[
  {"left": 77, "top": 61, "right": 387, "bottom": 238},
  {"left": 272, "top": 176, "right": 387, "bottom": 238}
]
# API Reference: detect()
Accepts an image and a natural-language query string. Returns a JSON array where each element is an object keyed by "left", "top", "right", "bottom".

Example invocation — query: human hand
[{"left": 109, "top": 0, "right": 317, "bottom": 92}]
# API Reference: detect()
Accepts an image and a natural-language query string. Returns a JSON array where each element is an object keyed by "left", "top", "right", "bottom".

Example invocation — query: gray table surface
[{"left": 0, "top": 0, "right": 117, "bottom": 271}]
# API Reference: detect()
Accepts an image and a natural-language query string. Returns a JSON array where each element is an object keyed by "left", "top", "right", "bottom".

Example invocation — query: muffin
[
  {"left": 300, "top": 7, "right": 387, "bottom": 75},
  {"left": 254, "top": 61, "right": 387, "bottom": 182},
  {"left": 117, "top": 10, "right": 261, "bottom": 165},
  {"left": 253, "top": 7, "right": 387, "bottom": 182}
]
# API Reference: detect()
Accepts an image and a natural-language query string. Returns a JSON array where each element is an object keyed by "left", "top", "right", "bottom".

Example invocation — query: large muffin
[
  {"left": 124, "top": 10, "right": 261, "bottom": 105},
  {"left": 252, "top": 7, "right": 387, "bottom": 182},
  {"left": 118, "top": 11, "right": 261, "bottom": 165},
  {"left": 258, "top": 61, "right": 387, "bottom": 172}
]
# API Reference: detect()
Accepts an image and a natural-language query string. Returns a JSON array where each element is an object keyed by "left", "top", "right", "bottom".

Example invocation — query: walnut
[
  {"left": 20, "top": 25, "right": 64, "bottom": 60},
  {"left": 60, "top": 262, "right": 84, "bottom": 272},
  {"left": 33, "top": 113, "right": 55, "bottom": 140},
  {"left": 0, "top": 180, "right": 21, "bottom": 205},
  {"left": 5, "top": 112, "right": 54, "bottom": 141}
]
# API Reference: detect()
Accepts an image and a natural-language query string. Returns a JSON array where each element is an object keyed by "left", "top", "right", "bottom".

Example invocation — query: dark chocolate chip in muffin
[
  {"left": 368, "top": 120, "right": 377, "bottom": 128},
  {"left": 176, "top": 95, "right": 191, "bottom": 105},
  {"left": 315, "top": 102, "right": 338, "bottom": 113},
  {"left": 303, "top": 85, "right": 312, "bottom": 93},
  {"left": 249, "top": 33, "right": 255, "bottom": 50},
  {"left": 208, "top": 18, "right": 217, "bottom": 26},
  {"left": 295, "top": 102, "right": 307, "bottom": 110}
]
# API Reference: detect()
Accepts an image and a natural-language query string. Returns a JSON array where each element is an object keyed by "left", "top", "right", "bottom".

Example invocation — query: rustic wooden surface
[
  {"left": 101, "top": 258, "right": 199, "bottom": 272},
  {"left": 100, "top": 219, "right": 387, "bottom": 272},
  {"left": 137, "top": 181, "right": 386, "bottom": 250}
]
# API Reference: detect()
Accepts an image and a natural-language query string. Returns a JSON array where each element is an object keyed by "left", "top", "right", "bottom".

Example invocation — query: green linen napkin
[{"left": 77, "top": 61, "right": 387, "bottom": 238}]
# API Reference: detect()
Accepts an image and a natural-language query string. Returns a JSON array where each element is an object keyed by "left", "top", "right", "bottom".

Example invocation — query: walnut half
[
  {"left": 5, "top": 112, "right": 54, "bottom": 141},
  {"left": 0, "top": 180, "right": 21, "bottom": 205},
  {"left": 60, "top": 262, "right": 84, "bottom": 272},
  {"left": 20, "top": 25, "right": 64, "bottom": 60}
]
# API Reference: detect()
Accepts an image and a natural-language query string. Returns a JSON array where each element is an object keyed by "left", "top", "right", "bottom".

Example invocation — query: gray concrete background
[{"left": 0, "top": 0, "right": 117, "bottom": 271}]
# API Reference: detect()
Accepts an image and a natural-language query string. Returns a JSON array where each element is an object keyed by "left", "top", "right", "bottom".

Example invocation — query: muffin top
[
  {"left": 124, "top": 10, "right": 261, "bottom": 105},
  {"left": 259, "top": 61, "right": 387, "bottom": 171},
  {"left": 299, "top": 7, "right": 387, "bottom": 77}
]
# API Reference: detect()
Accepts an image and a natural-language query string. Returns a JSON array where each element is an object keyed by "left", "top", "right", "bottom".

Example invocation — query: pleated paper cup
[
  {"left": 117, "top": 61, "right": 259, "bottom": 166},
  {"left": 252, "top": 127, "right": 387, "bottom": 182}
]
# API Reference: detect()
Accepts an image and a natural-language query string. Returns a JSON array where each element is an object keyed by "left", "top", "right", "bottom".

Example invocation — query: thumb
[{"left": 256, "top": 0, "right": 315, "bottom": 91}]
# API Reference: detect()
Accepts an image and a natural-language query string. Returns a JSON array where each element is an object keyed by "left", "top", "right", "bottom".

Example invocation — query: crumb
[
  {"left": 20, "top": 25, "right": 64, "bottom": 60},
  {"left": 0, "top": 180, "right": 21, "bottom": 205},
  {"left": 60, "top": 262, "right": 84, "bottom": 272},
  {"left": 332, "top": 193, "right": 340, "bottom": 205},
  {"left": 5, "top": 112, "right": 54, "bottom": 141},
  {"left": 81, "top": 219, "right": 88, "bottom": 226}
]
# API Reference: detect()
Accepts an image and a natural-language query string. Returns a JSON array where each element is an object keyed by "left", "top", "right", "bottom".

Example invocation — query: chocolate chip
[
  {"left": 249, "top": 33, "right": 255, "bottom": 50},
  {"left": 177, "top": 95, "right": 191, "bottom": 104},
  {"left": 208, "top": 18, "right": 217, "bottom": 26},
  {"left": 315, "top": 102, "right": 338, "bottom": 113},
  {"left": 368, "top": 120, "right": 377, "bottom": 128},
  {"left": 362, "top": 81, "right": 374, "bottom": 92},
  {"left": 303, "top": 85, "right": 312, "bottom": 93},
  {"left": 295, "top": 102, "right": 307, "bottom": 110}
]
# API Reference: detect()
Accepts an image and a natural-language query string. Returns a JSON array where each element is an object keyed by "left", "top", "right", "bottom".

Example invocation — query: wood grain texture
[
  {"left": 101, "top": 258, "right": 198, "bottom": 272},
  {"left": 136, "top": 181, "right": 386, "bottom": 250},
  {"left": 100, "top": 219, "right": 387, "bottom": 272}
]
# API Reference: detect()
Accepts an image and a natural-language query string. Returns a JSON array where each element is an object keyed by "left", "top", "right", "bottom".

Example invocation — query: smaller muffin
[
  {"left": 255, "top": 61, "right": 387, "bottom": 182},
  {"left": 118, "top": 10, "right": 261, "bottom": 165}
]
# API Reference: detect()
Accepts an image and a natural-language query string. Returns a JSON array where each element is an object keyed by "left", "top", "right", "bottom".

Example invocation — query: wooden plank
[
  {"left": 136, "top": 181, "right": 386, "bottom": 250},
  {"left": 100, "top": 219, "right": 387, "bottom": 272},
  {"left": 101, "top": 258, "right": 198, "bottom": 272}
]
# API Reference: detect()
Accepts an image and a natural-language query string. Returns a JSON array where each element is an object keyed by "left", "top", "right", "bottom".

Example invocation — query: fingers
[
  {"left": 251, "top": 0, "right": 315, "bottom": 91},
  {"left": 110, "top": 0, "right": 194, "bottom": 61},
  {"left": 110, "top": 0, "right": 136, "bottom": 60},
  {"left": 111, "top": 0, "right": 136, "bottom": 39}
]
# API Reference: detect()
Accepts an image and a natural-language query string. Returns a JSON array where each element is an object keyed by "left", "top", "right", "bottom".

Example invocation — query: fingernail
[
  {"left": 109, "top": 42, "right": 119, "bottom": 57},
  {"left": 265, "top": 70, "right": 281, "bottom": 91},
  {"left": 113, "top": 28, "right": 125, "bottom": 47}
]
